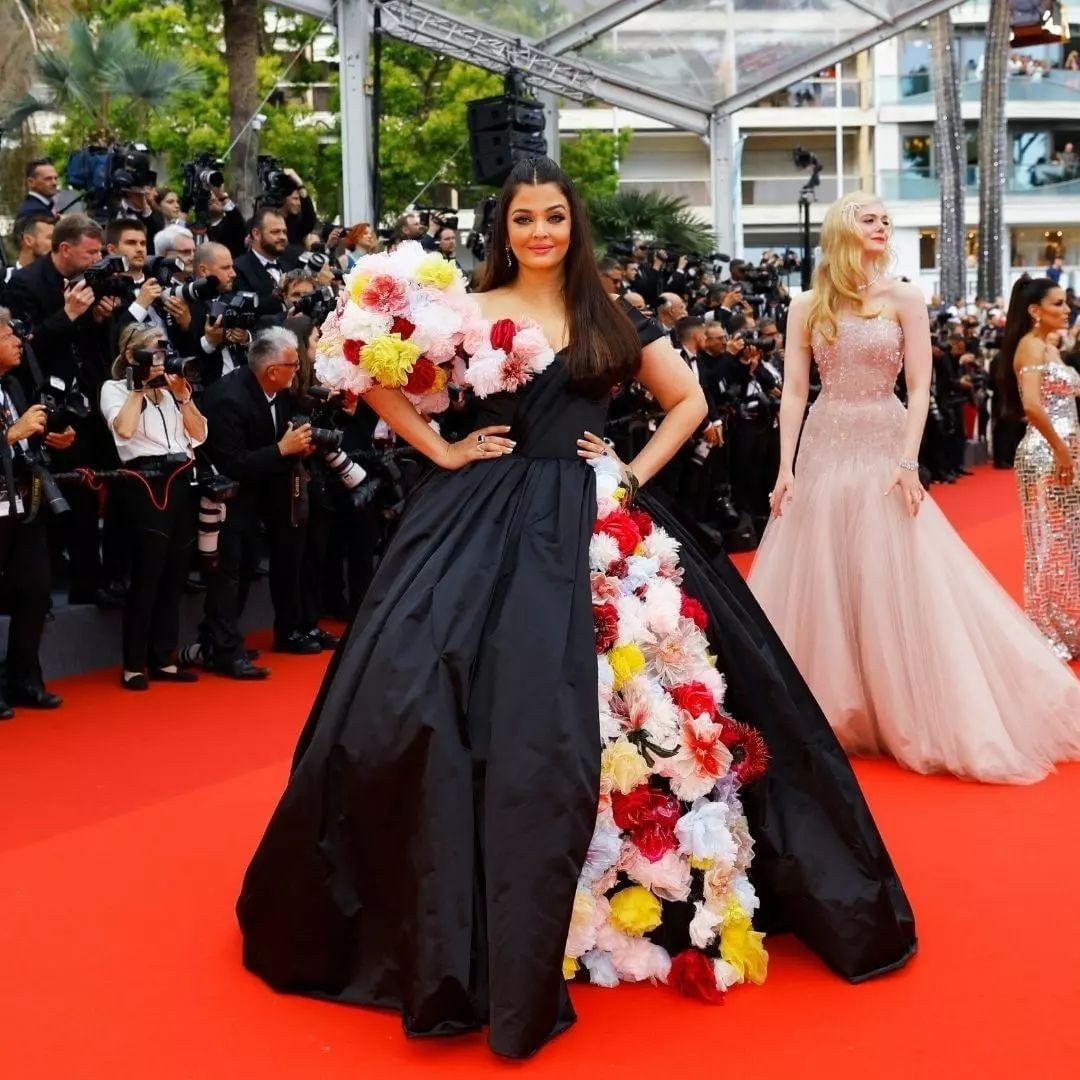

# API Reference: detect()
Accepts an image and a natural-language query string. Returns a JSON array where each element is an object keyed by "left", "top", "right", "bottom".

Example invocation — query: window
[{"left": 919, "top": 230, "right": 937, "bottom": 271}]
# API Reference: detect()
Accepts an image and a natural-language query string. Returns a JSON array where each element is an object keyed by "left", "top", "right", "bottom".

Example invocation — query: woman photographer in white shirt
[{"left": 100, "top": 325, "right": 208, "bottom": 690}]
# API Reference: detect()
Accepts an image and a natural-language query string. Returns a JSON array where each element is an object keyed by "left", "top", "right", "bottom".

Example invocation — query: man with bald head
[
  {"left": 655, "top": 291, "right": 687, "bottom": 347},
  {"left": 190, "top": 242, "right": 249, "bottom": 387}
]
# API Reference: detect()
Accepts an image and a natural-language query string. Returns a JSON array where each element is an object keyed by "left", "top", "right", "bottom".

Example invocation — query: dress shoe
[
  {"left": 0, "top": 699, "right": 13, "bottom": 720},
  {"left": 121, "top": 672, "right": 150, "bottom": 691},
  {"left": 69, "top": 588, "right": 121, "bottom": 611},
  {"left": 214, "top": 657, "right": 270, "bottom": 680},
  {"left": 307, "top": 628, "right": 341, "bottom": 650},
  {"left": 273, "top": 631, "right": 323, "bottom": 655},
  {"left": 149, "top": 667, "right": 199, "bottom": 683},
  {"left": 8, "top": 684, "right": 63, "bottom": 709},
  {"left": 957, "top": 468, "right": 974, "bottom": 477}
]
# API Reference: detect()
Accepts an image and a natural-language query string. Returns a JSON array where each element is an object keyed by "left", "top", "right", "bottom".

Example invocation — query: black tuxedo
[
  {"left": 233, "top": 250, "right": 295, "bottom": 318},
  {"left": 188, "top": 300, "right": 238, "bottom": 389},
  {"left": 109, "top": 280, "right": 199, "bottom": 361},
  {"left": 206, "top": 206, "right": 247, "bottom": 258},
  {"left": 115, "top": 204, "right": 165, "bottom": 246},
  {"left": 0, "top": 374, "right": 53, "bottom": 693},
  {"left": 198, "top": 366, "right": 307, "bottom": 663}
]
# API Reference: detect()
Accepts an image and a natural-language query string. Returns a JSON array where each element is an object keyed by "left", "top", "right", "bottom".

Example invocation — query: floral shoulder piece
[{"left": 457, "top": 317, "right": 557, "bottom": 398}]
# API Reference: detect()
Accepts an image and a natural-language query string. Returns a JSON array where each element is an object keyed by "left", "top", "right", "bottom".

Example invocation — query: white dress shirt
[
  {"left": 254, "top": 248, "right": 283, "bottom": 285},
  {"left": 100, "top": 381, "right": 205, "bottom": 462},
  {"left": 0, "top": 386, "right": 27, "bottom": 516}
]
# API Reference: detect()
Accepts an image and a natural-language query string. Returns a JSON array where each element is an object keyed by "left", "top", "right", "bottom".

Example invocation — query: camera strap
[{"left": 0, "top": 389, "right": 26, "bottom": 519}]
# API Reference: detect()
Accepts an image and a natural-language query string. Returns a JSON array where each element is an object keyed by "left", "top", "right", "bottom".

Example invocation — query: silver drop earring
[{"left": 506, "top": 246, "right": 513, "bottom": 269}]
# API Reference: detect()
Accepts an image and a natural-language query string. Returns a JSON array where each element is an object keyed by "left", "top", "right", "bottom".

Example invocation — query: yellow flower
[
  {"left": 415, "top": 253, "right": 459, "bottom": 289},
  {"left": 359, "top": 334, "right": 422, "bottom": 388},
  {"left": 609, "top": 885, "right": 663, "bottom": 937},
  {"left": 601, "top": 736, "right": 650, "bottom": 794},
  {"left": 348, "top": 273, "right": 371, "bottom": 304},
  {"left": 562, "top": 955, "right": 579, "bottom": 980},
  {"left": 608, "top": 642, "right": 645, "bottom": 690},
  {"left": 431, "top": 365, "right": 450, "bottom": 392},
  {"left": 719, "top": 904, "right": 768, "bottom": 986},
  {"left": 690, "top": 855, "right": 713, "bottom": 871}
]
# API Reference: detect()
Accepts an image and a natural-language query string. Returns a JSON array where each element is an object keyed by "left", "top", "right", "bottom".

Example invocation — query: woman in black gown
[{"left": 237, "top": 158, "right": 916, "bottom": 1058}]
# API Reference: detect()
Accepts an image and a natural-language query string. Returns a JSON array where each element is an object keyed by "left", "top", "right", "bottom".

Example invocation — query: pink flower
[
  {"left": 591, "top": 572, "right": 621, "bottom": 603},
  {"left": 500, "top": 352, "right": 533, "bottom": 392},
  {"left": 465, "top": 345, "right": 508, "bottom": 398},
  {"left": 619, "top": 846, "right": 692, "bottom": 901},
  {"left": 511, "top": 322, "right": 554, "bottom": 364},
  {"left": 360, "top": 274, "right": 410, "bottom": 315}
]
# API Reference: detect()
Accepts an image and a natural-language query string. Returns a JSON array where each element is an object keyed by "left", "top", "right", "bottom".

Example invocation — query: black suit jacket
[
  {"left": 202, "top": 366, "right": 301, "bottom": 512},
  {"left": 232, "top": 250, "right": 296, "bottom": 318},
  {"left": 206, "top": 206, "right": 247, "bottom": 258},
  {"left": 14, "top": 195, "right": 57, "bottom": 223},
  {"left": 1, "top": 255, "right": 106, "bottom": 396}
]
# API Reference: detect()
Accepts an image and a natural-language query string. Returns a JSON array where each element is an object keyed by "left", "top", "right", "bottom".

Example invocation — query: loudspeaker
[{"left": 466, "top": 89, "right": 548, "bottom": 187}]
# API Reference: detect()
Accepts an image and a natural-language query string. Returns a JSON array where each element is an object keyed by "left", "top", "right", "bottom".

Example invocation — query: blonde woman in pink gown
[{"left": 748, "top": 192, "right": 1080, "bottom": 784}]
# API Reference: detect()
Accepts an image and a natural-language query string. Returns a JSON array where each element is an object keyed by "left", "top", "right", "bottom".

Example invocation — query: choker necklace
[{"left": 857, "top": 274, "right": 882, "bottom": 291}]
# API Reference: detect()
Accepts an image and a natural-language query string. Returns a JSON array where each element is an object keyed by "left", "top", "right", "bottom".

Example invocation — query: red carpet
[{"left": 2, "top": 466, "right": 1079, "bottom": 1079}]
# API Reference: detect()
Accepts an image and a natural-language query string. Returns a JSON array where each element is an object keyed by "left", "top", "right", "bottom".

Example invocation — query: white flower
[
  {"left": 339, "top": 303, "right": 392, "bottom": 343},
  {"left": 643, "top": 526, "right": 680, "bottom": 569},
  {"left": 732, "top": 873, "right": 761, "bottom": 918},
  {"left": 623, "top": 555, "right": 660, "bottom": 592},
  {"left": 598, "top": 698, "right": 621, "bottom": 741},
  {"left": 675, "top": 798, "right": 738, "bottom": 870},
  {"left": 565, "top": 888, "right": 603, "bottom": 958},
  {"left": 410, "top": 297, "right": 462, "bottom": 352},
  {"left": 643, "top": 577, "right": 683, "bottom": 636},
  {"left": 596, "top": 653, "right": 615, "bottom": 702},
  {"left": 580, "top": 812, "right": 622, "bottom": 888},
  {"left": 582, "top": 949, "right": 619, "bottom": 988},
  {"left": 386, "top": 239, "right": 427, "bottom": 275},
  {"left": 615, "top": 593, "right": 652, "bottom": 646},
  {"left": 590, "top": 456, "right": 623, "bottom": 501},
  {"left": 314, "top": 353, "right": 373, "bottom": 396},
  {"left": 713, "top": 958, "right": 741, "bottom": 991},
  {"left": 589, "top": 533, "right": 621, "bottom": 573},
  {"left": 689, "top": 900, "right": 722, "bottom": 949}
]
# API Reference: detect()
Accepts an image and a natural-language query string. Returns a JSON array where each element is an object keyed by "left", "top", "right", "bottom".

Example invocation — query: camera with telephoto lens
[
  {"left": 146, "top": 256, "right": 221, "bottom": 304},
  {"left": 291, "top": 411, "right": 343, "bottom": 453},
  {"left": 179, "top": 152, "right": 225, "bottom": 217},
  {"left": 38, "top": 375, "right": 91, "bottom": 435},
  {"left": 207, "top": 291, "right": 259, "bottom": 330},
  {"left": 257, "top": 155, "right": 292, "bottom": 202},
  {"left": 74, "top": 254, "right": 135, "bottom": 301},
  {"left": 9, "top": 317, "right": 31, "bottom": 342},
  {"left": 298, "top": 250, "right": 328, "bottom": 274},
  {"left": 419, "top": 207, "right": 458, "bottom": 231},
  {"left": 291, "top": 285, "right": 335, "bottom": 322},
  {"left": 195, "top": 467, "right": 239, "bottom": 571},
  {"left": 741, "top": 333, "right": 776, "bottom": 354},
  {"left": 130, "top": 342, "right": 200, "bottom": 390},
  {"left": 300, "top": 385, "right": 371, "bottom": 502}
]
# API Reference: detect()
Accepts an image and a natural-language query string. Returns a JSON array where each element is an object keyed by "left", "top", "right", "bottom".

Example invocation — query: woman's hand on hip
[{"left": 441, "top": 425, "right": 515, "bottom": 470}]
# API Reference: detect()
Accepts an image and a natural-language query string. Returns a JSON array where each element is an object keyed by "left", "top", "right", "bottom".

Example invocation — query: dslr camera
[
  {"left": 291, "top": 285, "right": 335, "bottom": 322},
  {"left": 130, "top": 342, "right": 200, "bottom": 390},
  {"left": 207, "top": 291, "right": 260, "bottom": 331},
  {"left": 179, "top": 152, "right": 226, "bottom": 218},
  {"left": 146, "top": 257, "right": 222, "bottom": 305},
  {"left": 419, "top": 207, "right": 458, "bottom": 231},
  {"left": 257, "top": 155, "right": 293, "bottom": 203},
  {"left": 74, "top": 254, "right": 135, "bottom": 301},
  {"left": 38, "top": 375, "right": 92, "bottom": 434}
]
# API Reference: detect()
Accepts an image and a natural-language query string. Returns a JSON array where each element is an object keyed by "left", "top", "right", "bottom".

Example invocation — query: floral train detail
[{"left": 565, "top": 459, "right": 770, "bottom": 1001}]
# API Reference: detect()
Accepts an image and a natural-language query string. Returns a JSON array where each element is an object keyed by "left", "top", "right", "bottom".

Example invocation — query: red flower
[
  {"left": 669, "top": 949, "right": 726, "bottom": 1004},
  {"left": 391, "top": 316, "right": 416, "bottom": 339},
  {"left": 593, "top": 603, "right": 619, "bottom": 654},
  {"left": 608, "top": 558, "right": 628, "bottom": 579},
  {"left": 632, "top": 820, "right": 680, "bottom": 862},
  {"left": 721, "top": 720, "right": 770, "bottom": 784},
  {"left": 490, "top": 318, "right": 517, "bottom": 352},
  {"left": 611, "top": 785, "right": 682, "bottom": 831},
  {"left": 669, "top": 681, "right": 717, "bottom": 720},
  {"left": 629, "top": 508, "right": 654, "bottom": 538},
  {"left": 342, "top": 338, "right": 364, "bottom": 365},
  {"left": 596, "top": 509, "right": 642, "bottom": 558},
  {"left": 681, "top": 594, "right": 709, "bottom": 631},
  {"left": 404, "top": 357, "right": 437, "bottom": 395}
]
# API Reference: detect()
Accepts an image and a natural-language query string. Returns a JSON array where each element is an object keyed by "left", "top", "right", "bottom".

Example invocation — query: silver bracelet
[{"left": 898, "top": 458, "right": 919, "bottom": 472}]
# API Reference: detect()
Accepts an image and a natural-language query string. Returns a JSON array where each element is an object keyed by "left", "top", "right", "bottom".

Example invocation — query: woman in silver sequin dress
[
  {"left": 1000, "top": 276, "right": 1080, "bottom": 660},
  {"left": 749, "top": 193, "right": 1080, "bottom": 784}
]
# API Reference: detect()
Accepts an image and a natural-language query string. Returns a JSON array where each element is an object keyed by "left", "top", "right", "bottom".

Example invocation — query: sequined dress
[
  {"left": 749, "top": 313, "right": 1080, "bottom": 784},
  {"left": 1016, "top": 358, "right": 1080, "bottom": 659}
]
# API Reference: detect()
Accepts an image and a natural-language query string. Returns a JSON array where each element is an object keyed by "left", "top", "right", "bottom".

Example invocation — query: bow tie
[{"left": 263, "top": 261, "right": 281, "bottom": 272}]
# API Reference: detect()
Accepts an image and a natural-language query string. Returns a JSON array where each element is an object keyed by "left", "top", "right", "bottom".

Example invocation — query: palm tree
[
  {"left": 2, "top": 16, "right": 204, "bottom": 138},
  {"left": 585, "top": 189, "right": 715, "bottom": 254},
  {"left": 977, "top": 0, "right": 1011, "bottom": 302},
  {"left": 929, "top": 13, "right": 967, "bottom": 305},
  {"left": 222, "top": 0, "right": 262, "bottom": 222}
]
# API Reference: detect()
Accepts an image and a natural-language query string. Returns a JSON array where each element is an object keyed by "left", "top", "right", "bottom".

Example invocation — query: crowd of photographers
[{"left": 1, "top": 150, "right": 1074, "bottom": 716}]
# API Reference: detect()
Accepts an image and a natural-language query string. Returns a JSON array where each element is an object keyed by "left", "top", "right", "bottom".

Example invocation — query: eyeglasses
[{"left": 271, "top": 361, "right": 300, "bottom": 370}]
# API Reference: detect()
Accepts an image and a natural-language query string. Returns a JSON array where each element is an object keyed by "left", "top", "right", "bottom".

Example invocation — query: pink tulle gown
[{"left": 748, "top": 312, "right": 1080, "bottom": 784}]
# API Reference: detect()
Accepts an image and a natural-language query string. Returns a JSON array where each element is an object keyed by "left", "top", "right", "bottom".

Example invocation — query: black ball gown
[{"left": 236, "top": 307, "right": 916, "bottom": 1058}]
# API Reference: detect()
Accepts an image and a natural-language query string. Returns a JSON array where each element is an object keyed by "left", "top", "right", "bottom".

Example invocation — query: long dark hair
[
  {"left": 997, "top": 275, "right": 1058, "bottom": 420},
  {"left": 476, "top": 156, "right": 641, "bottom": 396},
  {"left": 284, "top": 314, "right": 316, "bottom": 400}
]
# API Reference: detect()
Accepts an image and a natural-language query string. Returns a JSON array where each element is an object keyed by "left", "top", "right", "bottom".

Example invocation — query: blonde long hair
[{"left": 806, "top": 191, "right": 892, "bottom": 344}]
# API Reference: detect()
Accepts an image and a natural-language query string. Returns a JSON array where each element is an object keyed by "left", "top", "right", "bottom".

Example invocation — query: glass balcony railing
[
  {"left": 879, "top": 166, "right": 1080, "bottom": 200},
  {"left": 741, "top": 174, "right": 863, "bottom": 204},
  {"left": 751, "top": 79, "right": 862, "bottom": 109},
  {"left": 877, "top": 70, "right": 1080, "bottom": 106}
]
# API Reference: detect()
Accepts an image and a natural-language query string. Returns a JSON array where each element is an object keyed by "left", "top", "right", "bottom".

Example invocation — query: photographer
[
  {"left": 115, "top": 183, "right": 165, "bottom": 247},
  {"left": 153, "top": 224, "right": 197, "bottom": 271},
  {"left": 435, "top": 226, "right": 465, "bottom": 274},
  {"left": 197, "top": 327, "right": 317, "bottom": 678},
  {"left": 598, "top": 256, "right": 626, "bottom": 295},
  {"left": 15, "top": 159, "right": 60, "bottom": 223},
  {"left": 234, "top": 208, "right": 293, "bottom": 317},
  {"left": 655, "top": 292, "right": 687, "bottom": 346},
  {"left": 392, "top": 213, "right": 424, "bottom": 248},
  {"left": 278, "top": 269, "right": 316, "bottom": 319},
  {"left": 273, "top": 169, "right": 317, "bottom": 250},
  {"left": 2, "top": 215, "right": 54, "bottom": 290},
  {"left": 0, "top": 308, "right": 66, "bottom": 717},
  {"left": 101, "top": 325, "right": 207, "bottom": 690},
  {"left": 205, "top": 186, "right": 247, "bottom": 259},
  {"left": 188, "top": 242, "right": 250, "bottom": 387}
]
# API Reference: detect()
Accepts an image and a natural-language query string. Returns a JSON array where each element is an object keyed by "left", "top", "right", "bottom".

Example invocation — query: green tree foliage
[
  {"left": 586, "top": 189, "right": 714, "bottom": 254},
  {"left": 561, "top": 128, "right": 631, "bottom": 203}
]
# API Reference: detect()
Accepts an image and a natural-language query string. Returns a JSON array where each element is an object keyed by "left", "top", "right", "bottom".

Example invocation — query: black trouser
[
  {"left": 200, "top": 487, "right": 305, "bottom": 665},
  {"left": 323, "top": 501, "right": 380, "bottom": 616},
  {"left": 729, "top": 418, "right": 775, "bottom": 525},
  {"left": 0, "top": 511, "right": 51, "bottom": 691},
  {"left": 120, "top": 470, "right": 195, "bottom": 672}
]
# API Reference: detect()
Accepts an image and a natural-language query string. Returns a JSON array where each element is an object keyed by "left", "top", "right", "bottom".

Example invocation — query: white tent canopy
[{"left": 281, "top": 0, "right": 963, "bottom": 246}]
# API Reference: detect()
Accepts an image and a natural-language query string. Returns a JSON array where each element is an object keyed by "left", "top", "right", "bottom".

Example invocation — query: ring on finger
[{"left": 476, "top": 433, "right": 486, "bottom": 445}]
